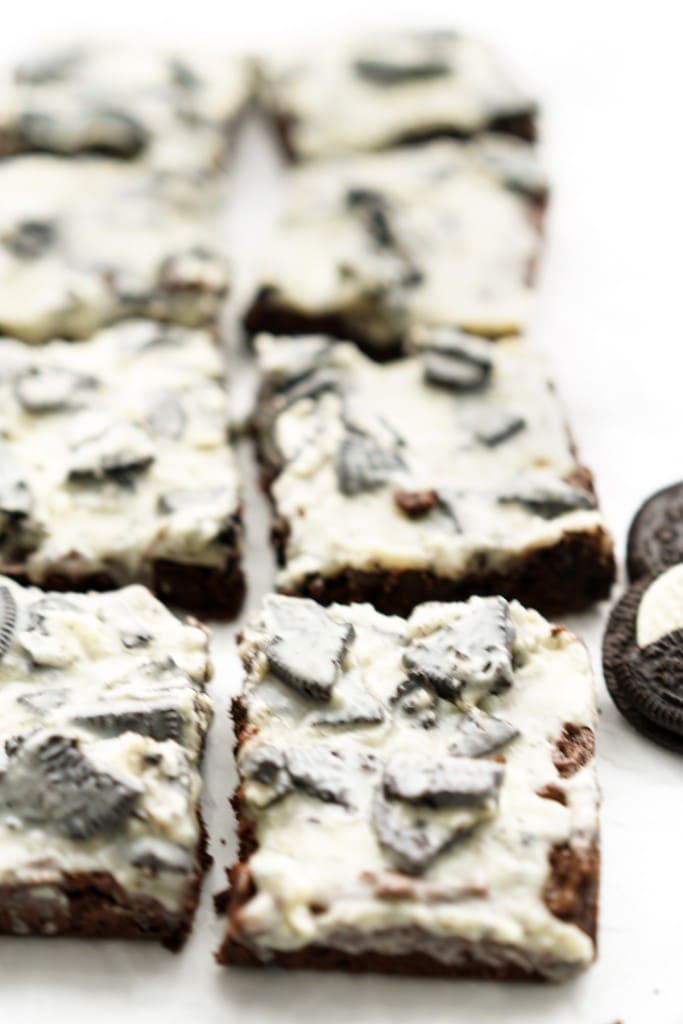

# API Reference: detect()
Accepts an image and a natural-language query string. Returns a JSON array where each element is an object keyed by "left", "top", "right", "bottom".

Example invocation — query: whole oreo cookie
[
  {"left": 603, "top": 568, "right": 683, "bottom": 753},
  {"left": 626, "top": 482, "right": 683, "bottom": 581}
]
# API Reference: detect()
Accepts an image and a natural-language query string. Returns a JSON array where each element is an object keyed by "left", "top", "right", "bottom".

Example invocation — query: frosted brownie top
[
  {"left": 0, "top": 43, "right": 251, "bottom": 176},
  {"left": 248, "top": 137, "right": 545, "bottom": 348},
  {"left": 0, "top": 319, "right": 240, "bottom": 588},
  {"left": 260, "top": 29, "right": 536, "bottom": 160},
  {"left": 0, "top": 577, "right": 211, "bottom": 912},
  {"left": 255, "top": 332, "right": 608, "bottom": 590},
  {"left": 0, "top": 156, "right": 229, "bottom": 342},
  {"left": 232, "top": 594, "right": 598, "bottom": 978}
]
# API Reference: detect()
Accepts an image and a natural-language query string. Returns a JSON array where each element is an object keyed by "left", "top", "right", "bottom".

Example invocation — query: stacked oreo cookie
[{"left": 604, "top": 484, "right": 683, "bottom": 752}]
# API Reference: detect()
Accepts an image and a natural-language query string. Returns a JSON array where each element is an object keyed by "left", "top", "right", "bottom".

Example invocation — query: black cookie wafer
[
  {"left": 627, "top": 482, "right": 683, "bottom": 581},
  {"left": 603, "top": 576, "right": 683, "bottom": 753}
]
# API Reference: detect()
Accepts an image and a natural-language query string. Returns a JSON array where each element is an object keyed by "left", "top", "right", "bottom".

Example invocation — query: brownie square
[
  {"left": 0, "top": 577, "right": 213, "bottom": 948},
  {"left": 0, "top": 319, "right": 244, "bottom": 619},
  {"left": 253, "top": 331, "right": 614, "bottom": 618},
  {"left": 0, "top": 156, "right": 229, "bottom": 343},
  {"left": 244, "top": 136, "right": 547, "bottom": 360},
  {"left": 218, "top": 594, "right": 600, "bottom": 980},
  {"left": 259, "top": 30, "right": 537, "bottom": 162}
]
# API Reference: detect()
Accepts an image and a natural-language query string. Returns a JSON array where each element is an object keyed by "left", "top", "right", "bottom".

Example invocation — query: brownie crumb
[
  {"left": 393, "top": 488, "right": 438, "bottom": 518},
  {"left": 536, "top": 783, "right": 567, "bottom": 805},
  {"left": 553, "top": 724, "right": 595, "bottom": 778}
]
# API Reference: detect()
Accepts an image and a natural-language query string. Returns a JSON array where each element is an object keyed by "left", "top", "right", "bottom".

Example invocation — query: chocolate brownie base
[
  {"left": 269, "top": 109, "right": 537, "bottom": 165},
  {"left": 271, "top": 522, "right": 615, "bottom": 619},
  {"left": 244, "top": 292, "right": 406, "bottom": 363},
  {"left": 0, "top": 813, "right": 210, "bottom": 951},
  {"left": 1, "top": 528, "right": 245, "bottom": 620},
  {"left": 218, "top": 698, "right": 599, "bottom": 979}
]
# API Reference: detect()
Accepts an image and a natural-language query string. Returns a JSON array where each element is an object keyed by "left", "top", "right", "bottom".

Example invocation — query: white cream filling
[
  {"left": 236, "top": 596, "right": 598, "bottom": 969},
  {"left": 0, "top": 320, "right": 240, "bottom": 582},
  {"left": 0, "top": 577, "right": 212, "bottom": 911},
  {"left": 636, "top": 563, "right": 683, "bottom": 647},
  {"left": 261, "top": 30, "right": 534, "bottom": 160},
  {"left": 257, "top": 335, "right": 608, "bottom": 587}
]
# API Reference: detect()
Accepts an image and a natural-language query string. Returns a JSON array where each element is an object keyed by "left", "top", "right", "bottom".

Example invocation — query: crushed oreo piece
[
  {"left": 391, "top": 678, "right": 439, "bottom": 729},
  {"left": 423, "top": 335, "right": 493, "bottom": 393},
  {"left": 285, "top": 746, "right": 350, "bottom": 806},
  {"left": 17, "top": 688, "right": 69, "bottom": 715},
  {"left": 264, "top": 599, "right": 355, "bottom": 701},
  {"left": 467, "top": 408, "right": 526, "bottom": 447},
  {"left": 241, "top": 745, "right": 293, "bottom": 808},
  {"left": 0, "top": 586, "right": 18, "bottom": 661},
  {"left": 346, "top": 188, "right": 395, "bottom": 248},
  {"left": 449, "top": 708, "right": 519, "bottom": 757},
  {"left": 0, "top": 733, "right": 140, "bottom": 840},
  {"left": 371, "top": 785, "right": 496, "bottom": 875},
  {"left": 276, "top": 367, "right": 342, "bottom": 412},
  {"left": 335, "top": 435, "right": 405, "bottom": 496},
  {"left": 3, "top": 219, "right": 57, "bottom": 259},
  {"left": 72, "top": 704, "right": 184, "bottom": 743},
  {"left": 353, "top": 58, "right": 450, "bottom": 85},
  {"left": 498, "top": 475, "right": 596, "bottom": 519},
  {"left": 309, "top": 671, "right": 385, "bottom": 728},
  {"left": 14, "top": 366, "right": 98, "bottom": 413},
  {"left": 404, "top": 598, "right": 515, "bottom": 703},
  {"left": 383, "top": 751, "right": 504, "bottom": 808},
  {"left": 68, "top": 423, "right": 155, "bottom": 483}
]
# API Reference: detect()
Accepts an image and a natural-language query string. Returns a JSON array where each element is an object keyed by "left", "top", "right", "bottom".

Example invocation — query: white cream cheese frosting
[
  {"left": 232, "top": 594, "right": 599, "bottom": 977},
  {"left": 0, "top": 155, "right": 229, "bottom": 343},
  {"left": 0, "top": 577, "right": 212, "bottom": 912},
  {"left": 255, "top": 332, "right": 609, "bottom": 589},
  {"left": 636, "top": 563, "right": 683, "bottom": 647},
  {"left": 0, "top": 319, "right": 241, "bottom": 587},
  {"left": 249, "top": 137, "right": 545, "bottom": 345},
  {"left": 260, "top": 30, "right": 536, "bottom": 161},
  {"left": 0, "top": 43, "right": 251, "bottom": 177}
]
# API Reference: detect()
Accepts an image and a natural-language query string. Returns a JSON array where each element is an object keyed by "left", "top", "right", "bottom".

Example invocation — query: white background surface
[{"left": 1, "top": 2, "right": 682, "bottom": 1022}]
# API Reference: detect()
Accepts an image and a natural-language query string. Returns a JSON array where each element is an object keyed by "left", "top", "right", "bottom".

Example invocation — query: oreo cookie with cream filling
[{"left": 603, "top": 563, "right": 683, "bottom": 752}]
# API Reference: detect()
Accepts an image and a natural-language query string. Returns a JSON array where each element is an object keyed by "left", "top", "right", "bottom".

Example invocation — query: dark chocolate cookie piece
[
  {"left": 626, "top": 482, "right": 683, "bottom": 582},
  {"left": 264, "top": 599, "right": 355, "bottom": 701},
  {"left": 603, "top": 577, "right": 683, "bottom": 753},
  {"left": 0, "top": 585, "right": 17, "bottom": 661},
  {"left": 0, "top": 732, "right": 141, "bottom": 839},
  {"left": 335, "top": 435, "right": 405, "bottom": 496}
]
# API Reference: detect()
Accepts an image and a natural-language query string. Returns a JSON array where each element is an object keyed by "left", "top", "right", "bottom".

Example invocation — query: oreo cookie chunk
[
  {"left": 603, "top": 563, "right": 683, "bottom": 752},
  {"left": 626, "top": 482, "right": 683, "bottom": 582}
]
